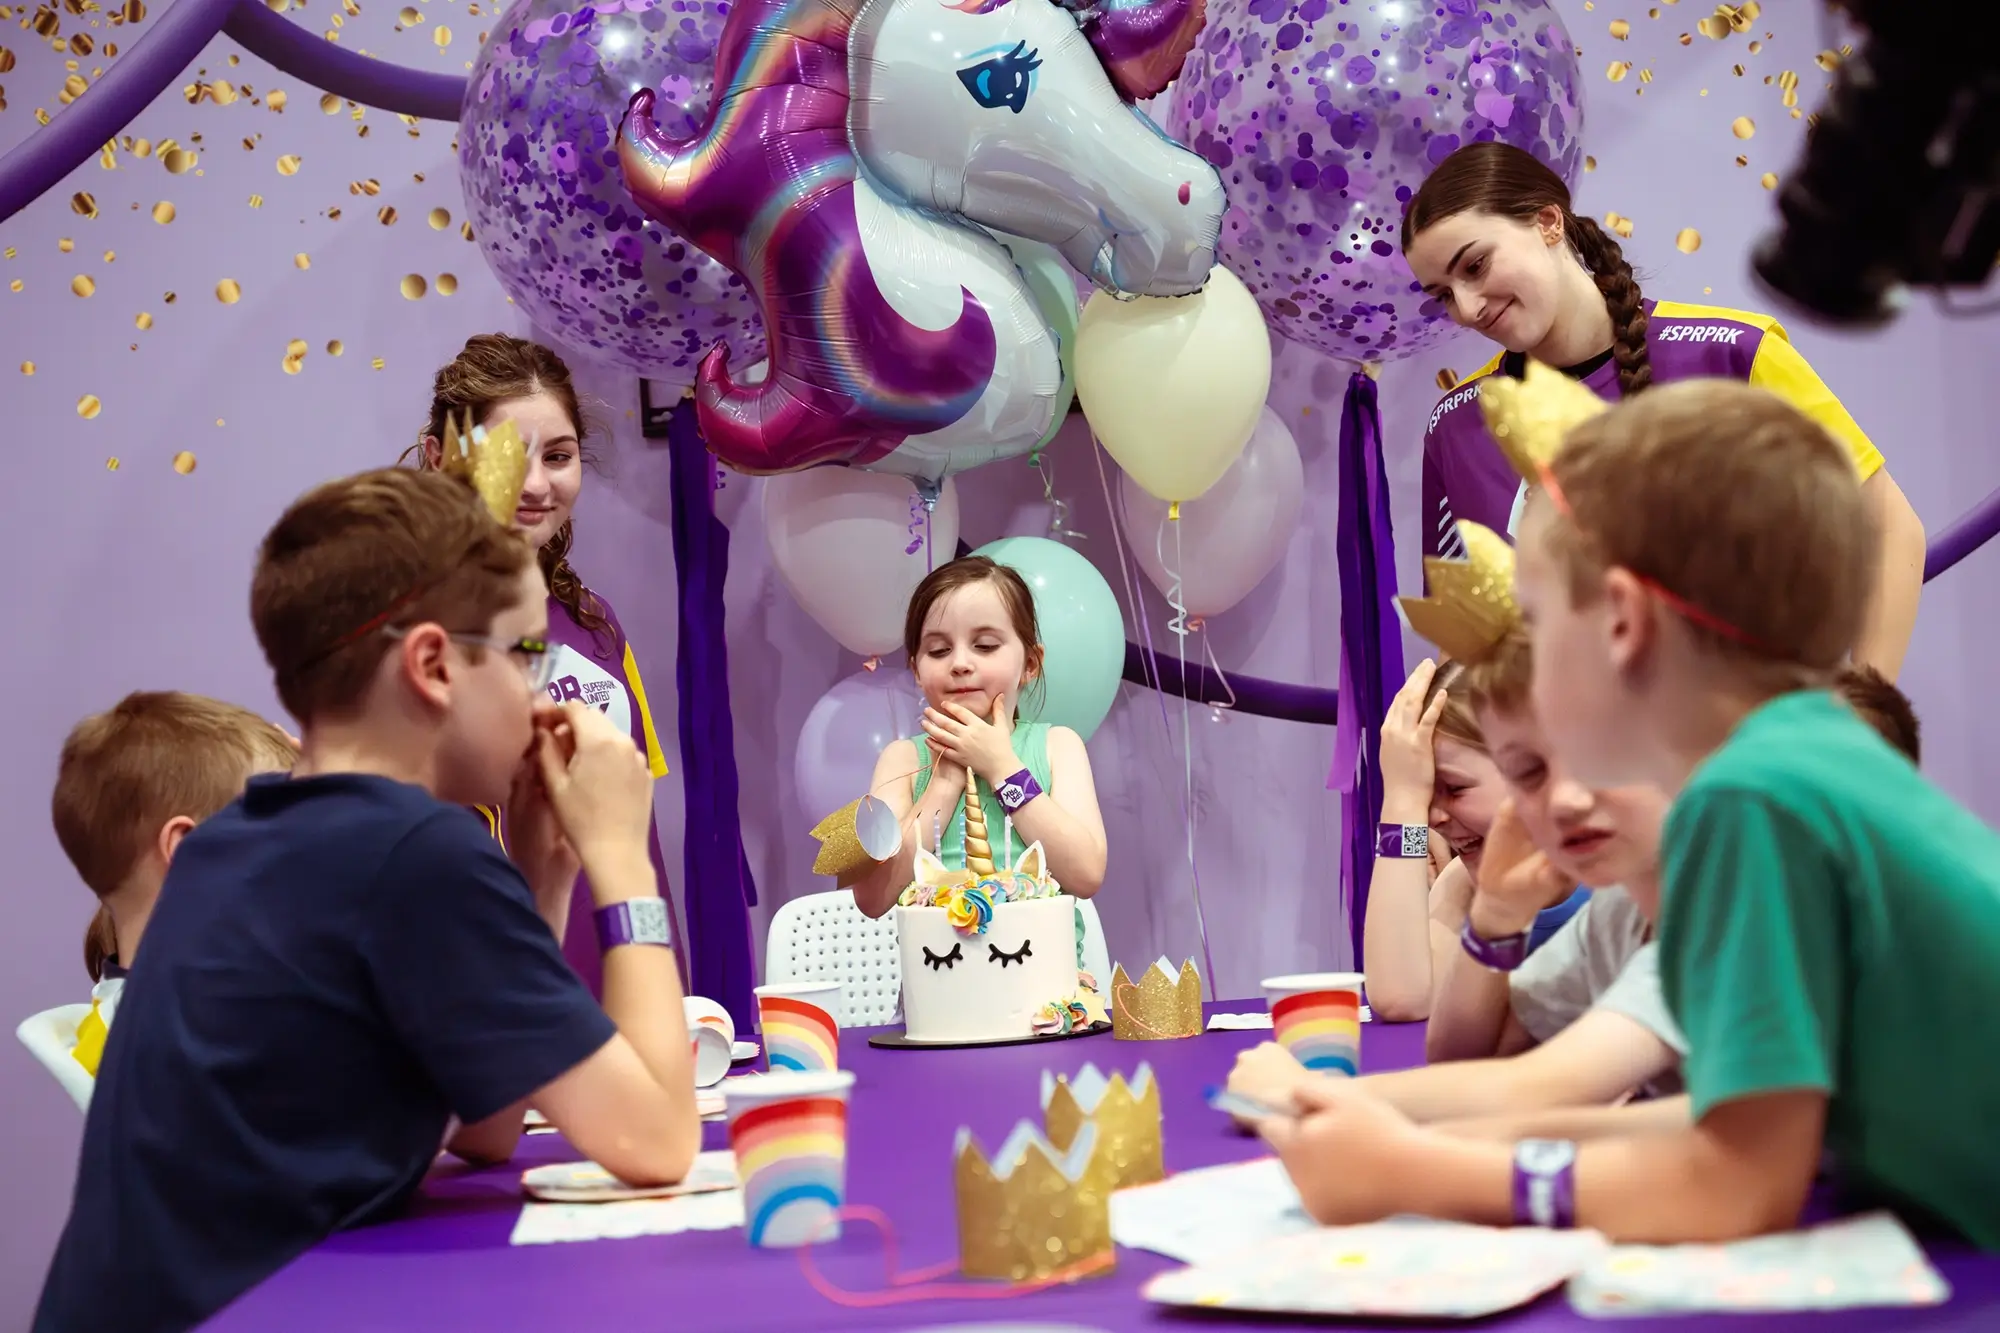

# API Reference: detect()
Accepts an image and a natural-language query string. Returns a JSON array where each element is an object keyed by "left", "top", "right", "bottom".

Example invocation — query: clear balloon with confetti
[
  {"left": 1166, "top": 0, "right": 1583, "bottom": 363},
  {"left": 460, "top": 0, "right": 765, "bottom": 389}
]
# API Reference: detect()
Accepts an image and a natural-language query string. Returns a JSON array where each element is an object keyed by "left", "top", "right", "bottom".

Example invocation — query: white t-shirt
[{"left": 1509, "top": 889, "right": 1687, "bottom": 1096}]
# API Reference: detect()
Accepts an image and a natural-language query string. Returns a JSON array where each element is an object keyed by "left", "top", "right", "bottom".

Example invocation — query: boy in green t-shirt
[{"left": 1252, "top": 375, "right": 2000, "bottom": 1248}]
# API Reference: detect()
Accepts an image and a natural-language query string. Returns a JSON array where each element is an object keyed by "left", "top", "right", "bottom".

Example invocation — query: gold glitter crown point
[
  {"left": 1395, "top": 521, "right": 1520, "bottom": 663},
  {"left": 1110, "top": 959, "right": 1202, "bottom": 1041},
  {"left": 808, "top": 795, "right": 902, "bottom": 886},
  {"left": 439, "top": 410, "right": 530, "bottom": 526},
  {"left": 1042, "top": 1063, "right": 1164, "bottom": 1192},
  {"left": 1477, "top": 360, "right": 1610, "bottom": 482},
  {"left": 954, "top": 1121, "right": 1117, "bottom": 1282}
]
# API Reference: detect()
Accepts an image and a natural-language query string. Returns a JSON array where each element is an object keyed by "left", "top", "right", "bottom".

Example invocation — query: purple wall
[{"left": 2, "top": 3, "right": 1997, "bottom": 1324}]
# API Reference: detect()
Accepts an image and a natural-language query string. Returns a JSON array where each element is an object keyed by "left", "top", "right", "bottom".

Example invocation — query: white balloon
[
  {"left": 1074, "top": 264, "right": 1273, "bottom": 503},
  {"left": 1120, "top": 406, "right": 1304, "bottom": 618},
  {"left": 763, "top": 470, "right": 961, "bottom": 657},
  {"left": 794, "top": 669, "right": 928, "bottom": 822}
]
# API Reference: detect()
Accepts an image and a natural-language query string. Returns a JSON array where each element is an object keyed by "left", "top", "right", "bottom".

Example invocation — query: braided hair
[{"left": 1402, "top": 142, "right": 1652, "bottom": 399}]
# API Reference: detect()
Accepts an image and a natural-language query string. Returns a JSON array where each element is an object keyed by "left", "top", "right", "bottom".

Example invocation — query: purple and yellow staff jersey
[
  {"left": 1419, "top": 300, "right": 1886, "bottom": 559},
  {"left": 477, "top": 590, "right": 674, "bottom": 994}
]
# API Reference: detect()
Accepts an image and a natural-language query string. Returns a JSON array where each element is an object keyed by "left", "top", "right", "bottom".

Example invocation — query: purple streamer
[
  {"left": 223, "top": 0, "right": 466, "bottom": 121},
  {"left": 668, "top": 400, "right": 760, "bottom": 1033}
]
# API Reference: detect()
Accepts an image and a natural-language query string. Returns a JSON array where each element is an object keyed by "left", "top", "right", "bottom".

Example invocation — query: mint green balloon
[
  {"left": 997, "top": 234, "right": 1080, "bottom": 455},
  {"left": 974, "top": 536, "right": 1124, "bottom": 741}
]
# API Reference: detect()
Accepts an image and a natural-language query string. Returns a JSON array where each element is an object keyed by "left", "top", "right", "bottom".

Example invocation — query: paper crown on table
[
  {"left": 1477, "top": 359, "right": 1610, "bottom": 483},
  {"left": 1110, "top": 958, "right": 1203, "bottom": 1041},
  {"left": 954, "top": 1120, "right": 1116, "bottom": 1282},
  {"left": 1041, "top": 1062, "right": 1163, "bottom": 1192},
  {"left": 808, "top": 795, "right": 903, "bottom": 886},
  {"left": 438, "top": 410, "right": 530, "bottom": 527},
  {"left": 1395, "top": 521, "right": 1520, "bottom": 664}
]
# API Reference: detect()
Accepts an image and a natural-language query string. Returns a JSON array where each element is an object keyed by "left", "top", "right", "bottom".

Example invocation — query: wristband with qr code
[
  {"left": 1375, "top": 822, "right": 1430, "bottom": 859},
  {"left": 1512, "top": 1139, "right": 1578, "bottom": 1228}
]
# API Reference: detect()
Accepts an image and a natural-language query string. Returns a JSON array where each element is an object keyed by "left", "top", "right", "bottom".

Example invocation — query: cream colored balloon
[{"left": 1074, "top": 265, "right": 1273, "bottom": 503}]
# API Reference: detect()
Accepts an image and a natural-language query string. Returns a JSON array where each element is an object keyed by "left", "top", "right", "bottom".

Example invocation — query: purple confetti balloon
[
  {"left": 461, "top": 0, "right": 765, "bottom": 388},
  {"left": 1166, "top": 0, "right": 1582, "bottom": 363}
]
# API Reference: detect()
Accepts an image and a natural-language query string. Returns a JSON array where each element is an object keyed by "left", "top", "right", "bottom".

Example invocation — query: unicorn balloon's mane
[{"left": 618, "top": 0, "right": 997, "bottom": 473}]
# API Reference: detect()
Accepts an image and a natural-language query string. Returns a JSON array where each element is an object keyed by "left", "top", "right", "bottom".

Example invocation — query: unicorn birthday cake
[{"left": 895, "top": 838, "right": 1106, "bottom": 1044}]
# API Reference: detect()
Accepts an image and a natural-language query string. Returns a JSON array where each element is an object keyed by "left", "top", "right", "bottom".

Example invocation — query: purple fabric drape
[
  {"left": 1328, "top": 372, "right": 1405, "bottom": 968},
  {"left": 668, "top": 400, "right": 759, "bottom": 1033}
]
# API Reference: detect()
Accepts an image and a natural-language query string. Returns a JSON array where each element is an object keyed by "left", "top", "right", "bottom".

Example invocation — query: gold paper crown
[
  {"left": 954, "top": 1121, "right": 1116, "bottom": 1282},
  {"left": 1042, "top": 1063, "right": 1163, "bottom": 1192},
  {"left": 808, "top": 795, "right": 902, "bottom": 886},
  {"left": 1110, "top": 959, "right": 1202, "bottom": 1041},
  {"left": 439, "top": 410, "right": 531, "bottom": 526},
  {"left": 1394, "top": 521, "right": 1520, "bottom": 663},
  {"left": 1477, "top": 359, "right": 1610, "bottom": 482}
]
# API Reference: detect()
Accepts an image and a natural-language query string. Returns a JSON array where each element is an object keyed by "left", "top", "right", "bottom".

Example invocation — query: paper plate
[
  {"left": 731, "top": 1039, "right": 760, "bottom": 1063},
  {"left": 522, "top": 1149, "right": 740, "bottom": 1203}
]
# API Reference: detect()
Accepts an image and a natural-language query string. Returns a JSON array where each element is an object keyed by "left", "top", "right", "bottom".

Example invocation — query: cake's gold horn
[{"left": 962, "top": 780, "right": 996, "bottom": 878}]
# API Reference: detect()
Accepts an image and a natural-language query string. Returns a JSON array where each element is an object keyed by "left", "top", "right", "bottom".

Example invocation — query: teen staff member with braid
[{"left": 1402, "top": 142, "right": 1925, "bottom": 678}]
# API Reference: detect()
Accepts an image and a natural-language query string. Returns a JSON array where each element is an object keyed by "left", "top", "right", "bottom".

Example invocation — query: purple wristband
[
  {"left": 994, "top": 768, "right": 1043, "bottom": 815},
  {"left": 1511, "top": 1139, "right": 1578, "bottom": 1228}
]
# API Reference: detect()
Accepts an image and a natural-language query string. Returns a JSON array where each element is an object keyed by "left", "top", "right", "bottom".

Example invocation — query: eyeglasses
[{"left": 382, "top": 625, "right": 557, "bottom": 691}]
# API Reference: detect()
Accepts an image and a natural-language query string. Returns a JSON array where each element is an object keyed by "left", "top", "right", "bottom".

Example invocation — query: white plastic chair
[
  {"left": 17, "top": 1004, "right": 96, "bottom": 1112},
  {"left": 764, "top": 890, "right": 905, "bottom": 1027}
]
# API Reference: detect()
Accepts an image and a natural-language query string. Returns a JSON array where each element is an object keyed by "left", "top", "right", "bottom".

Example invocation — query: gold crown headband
[
  {"left": 1394, "top": 520, "right": 1519, "bottom": 664},
  {"left": 439, "top": 409, "right": 531, "bottom": 526}
]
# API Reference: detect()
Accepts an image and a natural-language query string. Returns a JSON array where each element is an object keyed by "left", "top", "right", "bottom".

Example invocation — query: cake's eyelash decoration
[
  {"left": 922, "top": 943, "right": 964, "bottom": 971},
  {"left": 988, "top": 940, "right": 1033, "bottom": 968}
]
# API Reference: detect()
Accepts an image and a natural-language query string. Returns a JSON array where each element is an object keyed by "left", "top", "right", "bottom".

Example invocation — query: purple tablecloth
[{"left": 204, "top": 1007, "right": 2000, "bottom": 1331}]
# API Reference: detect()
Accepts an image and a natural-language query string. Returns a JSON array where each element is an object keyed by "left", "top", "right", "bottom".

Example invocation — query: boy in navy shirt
[{"left": 37, "top": 466, "right": 700, "bottom": 1333}]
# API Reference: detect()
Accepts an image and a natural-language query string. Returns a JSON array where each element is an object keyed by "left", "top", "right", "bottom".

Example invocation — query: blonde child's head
[
  {"left": 902, "top": 556, "right": 1046, "bottom": 722},
  {"left": 251, "top": 467, "right": 546, "bottom": 806},
  {"left": 53, "top": 692, "right": 297, "bottom": 980},
  {"left": 1513, "top": 380, "right": 1876, "bottom": 787},
  {"left": 1420, "top": 660, "right": 1507, "bottom": 876}
]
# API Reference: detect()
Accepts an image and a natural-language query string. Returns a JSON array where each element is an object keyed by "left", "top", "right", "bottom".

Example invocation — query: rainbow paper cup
[
  {"left": 1261, "top": 973, "right": 1365, "bottom": 1076},
  {"left": 754, "top": 982, "right": 842, "bottom": 1073},
  {"left": 684, "top": 997, "right": 734, "bottom": 1088},
  {"left": 723, "top": 1070, "right": 856, "bottom": 1248}
]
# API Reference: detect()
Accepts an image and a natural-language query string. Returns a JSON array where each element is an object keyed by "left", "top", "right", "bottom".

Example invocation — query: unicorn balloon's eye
[
  {"left": 923, "top": 943, "right": 965, "bottom": 971},
  {"left": 957, "top": 42, "right": 1042, "bottom": 114}
]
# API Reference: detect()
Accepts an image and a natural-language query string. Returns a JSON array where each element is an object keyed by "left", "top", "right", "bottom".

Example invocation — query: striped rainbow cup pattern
[
  {"left": 1262, "top": 972, "right": 1365, "bottom": 1076},
  {"left": 724, "top": 1070, "right": 856, "bottom": 1248},
  {"left": 754, "top": 982, "right": 842, "bottom": 1073}
]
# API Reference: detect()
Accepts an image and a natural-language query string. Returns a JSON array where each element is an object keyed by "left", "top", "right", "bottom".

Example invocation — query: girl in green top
[{"left": 852, "top": 556, "right": 1108, "bottom": 923}]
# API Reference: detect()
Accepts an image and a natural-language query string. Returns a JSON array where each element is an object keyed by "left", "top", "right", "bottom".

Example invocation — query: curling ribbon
[{"left": 797, "top": 1206, "right": 1115, "bottom": 1307}]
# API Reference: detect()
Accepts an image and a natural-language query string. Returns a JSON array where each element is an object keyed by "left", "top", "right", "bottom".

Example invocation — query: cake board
[{"left": 867, "top": 1020, "right": 1112, "bottom": 1051}]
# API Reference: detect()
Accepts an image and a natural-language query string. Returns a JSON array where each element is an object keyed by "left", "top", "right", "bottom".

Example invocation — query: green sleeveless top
[{"left": 908, "top": 722, "right": 1085, "bottom": 971}]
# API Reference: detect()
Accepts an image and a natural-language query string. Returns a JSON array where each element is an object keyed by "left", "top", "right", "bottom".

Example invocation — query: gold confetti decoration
[
  {"left": 0, "top": 48, "right": 13, "bottom": 73},
  {"left": 1678, "top": 32, "right": 1692, "bottom": 45},
  {"left": 61, "top": 73, "right": 86, "bottom": 101},
  {"left": 1436, "top": 368, "right": 1459, "bottom": 391},
  {"left": 164, "top": 147, "right": 196, "bottom": 173},
  {"left": 216, "top": 277, "right": 241, "bottom": 303},
  {"left": 98, "top": 142, "right": 116, "bottom": 169},
  {"left": 241, "top": 136, "right": 257, "bottom": 151},
  {"left": 78, "top": 394, "right": 102, "bottom": 419},
  {"left": 58, "top": 238, "right": 74, "bottom": 253},
  {"left": 151, "top": 199, "right": 175, "bottom": 223},
  {"left": 135, "top": 311, "right": 151, "bottom": 329},
  {"left": 1583, "top": 155, "right": 1597, "bottom": 172},
  {"left": 1639, "top": 69, "right": 1653, "bottom": 84},
  {"left": 428, "top": 206, "right": 450, "bottom": 229},
  {"left": 1790, "top": 108, "right": 1801, "bottom": 120},
  {"left": 1605, "top": 60, "right": 1630, "bottom": 82},
  {"left": 36, "top": 110, "right": 52, "bottom": 127},
  {"left": 1732, "top": 63, "right": 1744, "bottom": 76},
  {"left": 398, "top": 4, "right": 418, "bottom": 19},
  {"left": 1697, "top": 15, "right": 1728, "bottom": 39},
  {"left": 294, "top": 252, "right": 310, "bottom": 269},
  {"left": 1747, "top": 39, "right": 1761, "bottom": 54},
  {"left": 327, "top": 339, "right": 344, "bottom": 355},
  {"left": 399, "top": 273, "right": 427, "bottom": 299},
  {"left": 371, "top": 357, "right": 385, "bottom": 370},
  {"left": 319, "top": 91, "right": 340, "bottom": 113},
  {"left": 105, "top": 41, "right": 119, "bottom": 55},
  {"left": 247, "top": 193, "right": 264, "bottom": 207},
  {"left": 1609, "top": 18, "right": 1628, "bottom": 38},
  {"left": 172, "top": 450, "right": 197, "bottom": 474},
  {"left": 106, "top": 457, "right": 118, "bottom": 470},
  {"left": 9, "top": 280, "right": 22, "bottom": 292},
  {"left": 69, "top": 31, "right": 90, "bottom": 54},
  {"left": 1815, "top": 49, "right": 1841, "bottom": 72},
  {"left": 435, "top": 272, "right": 458, "bottom": 295},
  {"left": 71, "top": 274, "right": 94, "bottom": 297},
  {"left": 1675, "top": 228, "right": 1702, "bottom": 253},
  {"left": 283, "top": 339, "right": 308, "bottom": 373},
  {"left": 164, "top": 290, "right": 177, "bottom": 303},
  {"left": 460, "top": 221, "right": 474, "bottom": 241},
  {"left": 70, "top": 190, "right": 96, "bottom": 217},
  {"left": 434, "top": 24, "right": 450, "bottom": 47},
  {"left": 266, "top": 88, "right": 287, "bottom": 111},
  {"left": 351, "top": 178, "right": 380, "bottom": 195},
  {"left": 131, "top": 138, "right": 153, "bottom": 157},
  {"left": 1731, "top": 117, "right": 1755, "bottom": 139},
  {"left": 377, "top": 205, "right": 398, "bottom": 225},
  {"left": 215, "top": 418, "right": 224, "bottom": 426},
  {"left": 276, "top": 154, "right": 301, "bottom": 175},
  {"left": 1602, "top": 211, "right": 1634, "bottom": 239},
  {"left": 20, "top": 361, "right": 34, "bottom": 375},
  {"left": 2, "top": 246, "right": 12, "bottom": 258},
  {"left": 1760, "top": 172, "right": 1778, "bottom": 189},
  {"left": 103, "top": 249, "right": 115, "bottom": 263},
  {"left": 327, "top": 207, "right": 342, "bottom": 219}
]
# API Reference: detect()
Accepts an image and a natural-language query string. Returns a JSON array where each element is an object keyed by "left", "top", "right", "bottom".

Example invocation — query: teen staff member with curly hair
[{"left": 1402, "top": 141, "right": 1926, "bottom": 679}]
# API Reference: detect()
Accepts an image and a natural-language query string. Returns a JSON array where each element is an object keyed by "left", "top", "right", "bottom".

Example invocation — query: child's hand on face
[
  {"left": 1380, "top": 660, "right": 1449, "bottom": 810},
  {"left": 922, "top": 695, "right": 1019, "bottom": 786},
  {"left": 1467, "top": 800, "right": 1576, "bottom": 939},
  {"left": 507, "top": 718, "right": 581, "bottom": 922},
  {"left": 534, "top": 702, "right": 654, "bottom": 866}
]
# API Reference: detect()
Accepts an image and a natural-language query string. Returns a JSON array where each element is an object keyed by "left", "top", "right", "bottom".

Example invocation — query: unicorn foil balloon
[{"left": 618, "top": 0, "right": 1223, "bottom": 479}]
